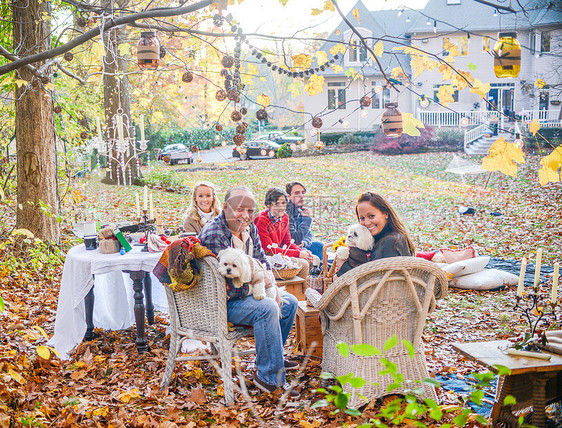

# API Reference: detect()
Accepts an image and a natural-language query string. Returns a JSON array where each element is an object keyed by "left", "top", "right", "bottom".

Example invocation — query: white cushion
[
  {"left": 441, "top": 256, "right": 490, "bottom": 279},
  {"left": 451, "top": 269, "right": 519, "bottom": 290}
]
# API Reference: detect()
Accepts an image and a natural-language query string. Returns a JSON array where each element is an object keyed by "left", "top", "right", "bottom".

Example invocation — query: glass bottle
[
  {"left": 382, "top": 103, "right": 403, "bottom": 138},
  {"left": 493, "top": 32, "right": 521, "bottom": 78},
  {"left": 137, "top": 32, "right": 160, "bottom": 70}
]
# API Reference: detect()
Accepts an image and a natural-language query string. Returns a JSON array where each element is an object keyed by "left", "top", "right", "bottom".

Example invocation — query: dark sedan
[{"left": 232, "top": 140, "right": 281, "bottom": 160}]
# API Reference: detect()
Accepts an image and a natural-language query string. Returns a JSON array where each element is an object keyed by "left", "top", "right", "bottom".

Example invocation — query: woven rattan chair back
[
  {"left": 305, "top": 256, "right": 448, "bottom": 408},
  {"left": 160, "top": 256, "right": 253, "bottom": 404}
]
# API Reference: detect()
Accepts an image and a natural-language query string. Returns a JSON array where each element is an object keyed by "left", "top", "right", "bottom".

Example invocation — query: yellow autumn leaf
[
  {"left": 14, "top": 79, "right": 28, "bottom": 88},
  {"left": 443, "top": 41, "right": 460, "bottom": 56},
  {"left": 372, "top": 41, "right": 383, "bottom": 58},
  {"left": 402, "top": 113, "right": 425, "bottom": 137},
  {"left": 44, "top": 83, "right": 55, "bottom": 91},
  {"left": 304, "top": 74, "right": 325, "bottom": 96},
  {"left": 323, "top": 0, "right": 334, "bottom": 11},
  {"left": 36, "top": 346, "right": 51, "bottom": 360},
  {"left": 292, "top": 53, "right": 313, "bottom": 70},
  {"left": 247, "top": 63, "right": 258, "bottom": 76},
  {"left": 8, "top": 368, "right": 24, "bottom": 383},
  {"left": 311, "top": 8, "right": 323, "bottom": 16},
  {"left": 315, "top": 51, "right": 328, "bottom": 66},
  {"left": 481, "top": 137, "right": 526, "bottom": 177},
  {"left": 329, "top": 43, "right": 346, "bottom": 56},
  {"left": 352, "top": 7, "right": 360, "bottom": 22},
  {"left": 538, "top": 146, "right": 562, "bottom": 186},
  {"left": 436, "top": 85, "right": 456, "bottom": 106},
  {"left": 331, "top": 64, "right": 343, "bottom": 73},
  {"left": 93, "top": 406, "right": 109, "bottom": 417},
  {"left": 451, "top": 70, "right": 474, "bottom": 91},
  {"left": 470, "top": 79, "right": 491, "bottom": 99},
  {"left": 535, "top": 78, "right": 546, "bottom": 88},
  {"left": 256, "top": 94, "right": 271, "bottom": 108},
  {"left": 32, "top": 325, "right": 48, "bottom": 339},
  {"left": 153, "top": 111, "right": 164, "bottom": 123},
  {"left": 439, "top": 63, "right": 456, "bottom": 82},
  {"left": 117, "top": 388, "right": 141, "bottom": 403},
  {"left": 391, "top": 67, "right": 406, "bottom": 79},
  {"left": 12, "top": 228, "right": 34, "bottom": 238},
  {"left": 529, "top": 119, "right": 541, "bottom": 136}
]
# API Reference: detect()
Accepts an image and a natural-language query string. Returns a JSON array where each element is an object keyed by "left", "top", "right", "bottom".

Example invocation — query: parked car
[
  {"left": 232, "top": 140, "right": 281, "bottom": 160},
  {"left": 158, "top": 143, "right": 193, "bottom": 165},
  {"left": 257, "top": 131, "right": 302, "bottom": 145}
]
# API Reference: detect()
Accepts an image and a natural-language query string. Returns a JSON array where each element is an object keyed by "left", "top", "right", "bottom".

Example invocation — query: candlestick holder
[
  {"left": 138, "top": 209, "right": 155, "bottom": 252},
  {"left": 514, "top": 289, "right": 558, "bottom": 350}
]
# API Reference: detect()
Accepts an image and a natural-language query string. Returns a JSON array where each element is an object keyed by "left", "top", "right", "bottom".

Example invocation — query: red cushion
[{"left": 415, "top": 251, "right": 437, "bottom": 260}]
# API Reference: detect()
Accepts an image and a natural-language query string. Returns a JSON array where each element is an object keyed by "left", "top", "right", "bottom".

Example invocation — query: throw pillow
[
  {"left": 440, "top": 247, "right": 477, "bottom": 264},
  {"left": 441, "top": 256, "right": 490, "bottom": 279},
  {"left": 451, "top": 269, "right": 519, "bottom": 290}
]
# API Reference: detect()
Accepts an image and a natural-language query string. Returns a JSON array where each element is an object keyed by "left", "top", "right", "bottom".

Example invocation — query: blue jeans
[
  {"left": 307, "top": 241, "right": 324, "bottom": 261},
  {"left": 226, "top": 292, "right": 298, "bottom": 386}
]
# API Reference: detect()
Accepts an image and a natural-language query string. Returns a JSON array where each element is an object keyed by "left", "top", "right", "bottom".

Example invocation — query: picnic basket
[
  {"left": 273, "top": 266, "right": 299, "bottom": 280},
  {"left": 306, "top": 243, "right": 338, "bottom": 293}
]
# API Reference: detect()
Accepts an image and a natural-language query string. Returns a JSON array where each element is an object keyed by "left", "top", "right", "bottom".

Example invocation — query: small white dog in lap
[
  {"left": 217, "top": 247, "right": 279, "bottom": 301},
  {"left": 336, "top": 224, "right": 374, "bottom": 268}
]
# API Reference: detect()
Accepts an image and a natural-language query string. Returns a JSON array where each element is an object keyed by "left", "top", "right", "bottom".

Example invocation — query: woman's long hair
[
  {"left": 355, "top": 192, "right": 415, "bottom": 254},
  {"left": 183, "top": 182, "right": 222, "bottom": 224}
]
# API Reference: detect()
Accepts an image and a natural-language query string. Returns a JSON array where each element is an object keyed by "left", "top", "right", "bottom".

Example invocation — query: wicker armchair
[
  {"left": 305, "top": 256, "right": 448, "bottom": 408},
  {"left": 160, "top": 256, "right": 253, "bottom": 405}
]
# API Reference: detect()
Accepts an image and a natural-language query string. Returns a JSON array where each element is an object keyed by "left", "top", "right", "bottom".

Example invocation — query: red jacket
[{"left": 254, "top": 209, "right": 302, "bottom": 258}]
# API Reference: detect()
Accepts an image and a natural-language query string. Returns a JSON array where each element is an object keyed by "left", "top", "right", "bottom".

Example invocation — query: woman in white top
[{"left": 182, "top": 181, "right": 222, "bottom": 234}]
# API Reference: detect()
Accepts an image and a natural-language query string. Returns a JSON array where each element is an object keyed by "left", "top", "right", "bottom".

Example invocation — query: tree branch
[
  {"left": 0, "top": 0, "right": 213, "bottom": 76},
  {"left": 0, "top": 44, "right": 47, "bottom": 81}
]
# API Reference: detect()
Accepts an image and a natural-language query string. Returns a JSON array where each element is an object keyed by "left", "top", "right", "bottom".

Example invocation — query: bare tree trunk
[
  {"left": 13, "top": 0, "right": 60, "bottom": 241},
  {"left": 101, "top": 0, "right": 141, "bottom": 185}
]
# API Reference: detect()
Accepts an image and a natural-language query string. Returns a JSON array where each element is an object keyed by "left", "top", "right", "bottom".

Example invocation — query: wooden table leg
[
  {"left": 127, "top": 270, "right": 149, "bottom": 353},
  {"left": 144, "top": 272, "right": 154, "bottom": 325},
  {"left": 531, "top": 373, "right": 556, "bottom": 428},
  {"left": 84, "top": 284, "right": 95, "bottom": 341}
]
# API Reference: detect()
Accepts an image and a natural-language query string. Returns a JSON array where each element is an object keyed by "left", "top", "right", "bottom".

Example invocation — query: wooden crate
[
  {"left": 277, "top": 276, "right": 306, "bottom": 301},
  {"left": 295, "top": 300, "right": 323, "bottom": 358}
]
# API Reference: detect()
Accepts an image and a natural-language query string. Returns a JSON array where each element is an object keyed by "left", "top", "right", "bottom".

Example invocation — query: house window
[
  {"left": 539, "top": 91, "right": 549, "bottom": 110},
  {"left": 433, "top": 85, "right": 459, "bottom": 103},
  {"left": 530, "top": 32, "right": 536, "bottom": 55},
  {"left": 443, "top": 36, "right": 468, "bottom": 56},
  {"left": 541, "top": 31, "right": 550, "bottom": 53},
  {"left": 328, "top": 82, "right": 346, "bottom": 109},
  {"left": 348, "top": 40, "right": 367, "bottom": 62},
  {"left": 371, "top": 81, "right": 390, "bottom": 109},
  {"left": 482, "top": 36, "right": 491, "bottom": 52}
]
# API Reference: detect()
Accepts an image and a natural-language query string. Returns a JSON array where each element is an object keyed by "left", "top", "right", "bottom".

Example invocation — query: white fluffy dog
[
  {"left": 336, "top": 224, "right": 375, "bottom": 264},
  {"left": 217, "top": 248, "right": 278, "bottom": 301}
]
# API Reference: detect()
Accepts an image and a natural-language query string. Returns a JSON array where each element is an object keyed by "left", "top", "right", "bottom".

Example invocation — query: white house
[{"left": 303, "top": 0, "right": 562, "bottom": 135}]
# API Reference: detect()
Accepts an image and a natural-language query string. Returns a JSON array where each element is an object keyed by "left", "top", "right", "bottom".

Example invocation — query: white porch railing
[
  {"left": 464, "top": 123, "right": 487, "bottom": 152},
  {"left": 519, "top": 109, "right": 560, "bottom": 122},
  {"left": 417, "top": 110, "right": 499, "bottom": 128}
]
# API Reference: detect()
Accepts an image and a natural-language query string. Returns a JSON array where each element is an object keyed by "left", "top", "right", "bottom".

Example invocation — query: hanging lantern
[
  {"left": 342, "top": 119, "right": 350, "bottom": 128},
  {"left": 310, "top": 129, "right": 318, "bottom": 137},
  {"left": 241, "top": 107, "right": 248, "bottom": 115},
  {"left": 64, "top": 52, "right": 74, "bottom": 62},
  {"left": 54, "top": 105, "right": 62, "bottom": 114},
  {"left": 191, "top": 145, "right": 199, "bottom": 153},
  {"left": 233, "top": 134, "right": 245, "bottom": 145},
  {"left": 80, "top": 131, "right": 88, "bottom": 140},
  {"left": 374, "top": 85, "right": 383, "bottom": 94},
  {"left": 493, "top": 32, "right": 521, "bottom": 78},
  {"left": 227, "top": 88, "right": 240, "bottom": 102},
  {"left": 137, "top": 32, "right": 160, "bottom": 70},
  {"left": 382, "top": 103, "right": 403, "bottom": 138}
]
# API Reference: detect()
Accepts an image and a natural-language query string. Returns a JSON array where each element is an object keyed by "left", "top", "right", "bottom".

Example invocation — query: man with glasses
[
  {"left": 285, "top": 181, "right": 324, "bottom": 261},
  {"left": 199, "top": 185, "right": 300, "bottom": 397}
]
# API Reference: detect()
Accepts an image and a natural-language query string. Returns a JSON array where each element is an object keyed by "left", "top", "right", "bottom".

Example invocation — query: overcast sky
[{"left": 228, "top": 0, "right": 429, "bottom": 37}]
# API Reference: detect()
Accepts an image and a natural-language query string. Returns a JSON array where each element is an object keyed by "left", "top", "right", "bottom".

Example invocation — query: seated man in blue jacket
[{"left": 285, "top": 181, "right": 324, "bottom": 261}]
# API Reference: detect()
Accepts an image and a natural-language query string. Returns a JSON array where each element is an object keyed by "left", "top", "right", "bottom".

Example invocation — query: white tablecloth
[{"left": 48, "top": 244, "right": 168, "bottom": 359}]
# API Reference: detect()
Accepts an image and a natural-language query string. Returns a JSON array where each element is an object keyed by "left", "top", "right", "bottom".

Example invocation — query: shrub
[
  {"left": 371, "top": 127, "right": 434, "bottom": 155},
  {"left": 277, "top": 143, "right": 293, "bottom": 158},
  {"left": 523, "top": 126, "right": 561, "bottom": 150},
  {"left": 151, "top": 127, "right": 238, "bottom": 151},
  {"left": 140, "top": 170, "right": 188, "bottom": 193},
  {"left": 431, "top": 128, "right": 464, "bottom": 151}
]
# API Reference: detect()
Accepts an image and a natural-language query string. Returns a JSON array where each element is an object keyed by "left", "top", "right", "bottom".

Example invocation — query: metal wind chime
[{"left": 98, "top": 108, "right": 150, "bottom": 185}]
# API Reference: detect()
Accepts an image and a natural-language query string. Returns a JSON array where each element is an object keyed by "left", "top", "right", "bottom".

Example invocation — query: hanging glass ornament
[
  {"left": 419, "top": 96, "right": 430, "bottom": 108},
  {"left": 382, "top": 103, "right": 403, "bottom": 138},
  {"left": 493, "top": 32, "right": 521, "bottom": 78},
  {"left": 137, "top": 32, "right": 160, "bottom": 70},
  {"left": 360, "top": 109, "right": 369, "bottom": 118}
]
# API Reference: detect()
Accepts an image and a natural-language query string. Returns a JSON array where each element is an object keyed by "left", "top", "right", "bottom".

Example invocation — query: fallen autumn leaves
[{"left": 1, "top": 151, "right": 560, "bottom": 426}]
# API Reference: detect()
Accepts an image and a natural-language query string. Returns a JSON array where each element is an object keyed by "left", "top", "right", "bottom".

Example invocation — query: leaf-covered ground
[{"left": 1, "top": 151, "right": 560, "bottom": 427}]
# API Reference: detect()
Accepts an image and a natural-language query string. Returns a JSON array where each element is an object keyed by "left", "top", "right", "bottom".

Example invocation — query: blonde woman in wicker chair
[
  {"left": 336, "top": 192, "right": 414, "bottom": 277},
  {"left": 254, "top": 187, "right": 312, "bottom": 279},
  {"left": 182, "top": 182, "right": 222, "bottom": 234}
]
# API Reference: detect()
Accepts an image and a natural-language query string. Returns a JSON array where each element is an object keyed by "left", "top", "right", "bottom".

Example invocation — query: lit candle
[
  {"left": 96, "top": 117, "right": 103, "bottom": 144},
  {"left": 140, "top": 114, "right": 145, "bottom": 141},
  {"left": 149, "top": 193, "right": 154, "bottom": 219},
  {"left": 135, "top": 192, "right": 140, "bottom": 218},
  {"left": 517, "top": 258, "right": 527, "bottom": 297},
  {"left": 143, "top": 185, "right": 148, "bottom": 210},
  {"left": 534, "top": 248, "right": 543, "bottom": 288},
  {"left": 552, "top": 262, "right": 560, "bottom": 303}
]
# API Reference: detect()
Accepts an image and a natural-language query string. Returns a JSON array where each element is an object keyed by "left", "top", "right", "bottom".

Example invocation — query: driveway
[{"left": 195, "top": 146, "right": 236, "bottom": 164}]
